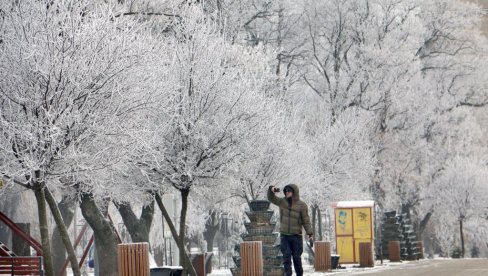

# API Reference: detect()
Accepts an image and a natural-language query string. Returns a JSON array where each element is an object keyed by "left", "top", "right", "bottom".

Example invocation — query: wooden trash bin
[
  {"left": 192, "top": 252, "right": 213, "bottom": 275},
  {"left": 192, "top": 254, "right": 205, "bottom": 276},
  {"left": 359, "top": 242, "right": 374, "bottom": 267},
  {"left": 314, "top": 241, "right": 331, "bottom": 272},
  {"left": 240, "top": 241, "right": 263, "bottom": 276},
  {"left": 118, "top": 242, "right": 149, "bottom": 276},
  {"left": 388, "top": 241, "right": 401, "bottom": 262}
]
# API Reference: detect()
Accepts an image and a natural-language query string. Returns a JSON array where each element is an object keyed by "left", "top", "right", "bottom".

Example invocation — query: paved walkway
[
  {"left": 208, "top": 258, "right": 488, "bottom": 275},
  {"left": 71, "top": 258, "right": 488, "bottom": 275},
  {"left": 343, "top": 258, "right": 488, "bottom": 276}
]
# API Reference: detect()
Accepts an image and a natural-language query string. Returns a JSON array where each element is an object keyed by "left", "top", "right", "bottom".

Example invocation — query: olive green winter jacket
[{"left": 267, "top": 184, "right": 313, "bottom": 236}]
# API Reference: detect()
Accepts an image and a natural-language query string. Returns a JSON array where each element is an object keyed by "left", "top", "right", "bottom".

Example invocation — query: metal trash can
[
  {"left": 150, "top": 267, "right": 183, "bottom": 276},
  {"left": 331, "top": 254, "right": 340, "bottom": 269}
]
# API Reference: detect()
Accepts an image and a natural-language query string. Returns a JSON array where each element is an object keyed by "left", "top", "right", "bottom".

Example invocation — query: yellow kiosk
[{"left": 331, "top": 200, "right": 375, "bottom": 264}]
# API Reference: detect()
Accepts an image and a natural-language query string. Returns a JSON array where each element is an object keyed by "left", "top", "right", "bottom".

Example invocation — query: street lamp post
[
  {"left": 221, "top": 213, "right": 234, "bottom": 269},
  {"left": 225, "top": 215, "right": 228, "bottom": 269}
]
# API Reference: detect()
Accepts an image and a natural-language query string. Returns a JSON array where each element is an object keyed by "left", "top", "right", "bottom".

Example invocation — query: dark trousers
[{"left": 280, "top": 234, "right": 303, "bottom": 276}]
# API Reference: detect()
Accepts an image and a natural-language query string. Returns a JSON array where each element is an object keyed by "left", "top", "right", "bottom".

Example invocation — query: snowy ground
[{"left": 207, "top": 259, "right": 429, "bottom": 275}]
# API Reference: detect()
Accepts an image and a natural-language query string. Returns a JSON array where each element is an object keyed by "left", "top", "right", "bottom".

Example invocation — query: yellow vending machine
[{"left": 331, "top": 200, "right": 375, "bottom": 264}]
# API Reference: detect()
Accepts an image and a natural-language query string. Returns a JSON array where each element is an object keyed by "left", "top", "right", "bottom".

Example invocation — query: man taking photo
[{"left": 268, "top": 184, "right": 313, "bottom": 276}]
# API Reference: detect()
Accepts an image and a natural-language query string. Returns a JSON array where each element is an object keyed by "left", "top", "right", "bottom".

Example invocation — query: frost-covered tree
[
  {"left": 300, "top": 0, "right": 421, "bottom": 123},
  {"left": 392, "top": 0, "right": 488, "bottom": 236},
  {"left": 464, "top": 217, "right": 488, "bottom": 257},
  {"left": 431, "top": 212, "right": 457, "bottom": 257},
  {"left": 129, "top": 7, "right": 276, "bottom": 275},
  {"left": 430, "top": 157, "right": 488, "bottom": 257},
  {"left": 216, "top": 0, "right": 308, "bottom": 80},
  {"left": 295, "top": 0, "right": 488, "bottom": 247},
  {"left": 297, "top": 0, "right": 423, "bottom": 209},
  {"left": 229, "top": 100, "right": 292, "bottom": 203},
  {"left": 0, "top": 1, "right": 153, "bottom": 275},
  {"left": 290, "top": 101, "right": 375, "bottom": 239},
  {"left": 1, "top": 0, "right": 486, "bottom": 266}
]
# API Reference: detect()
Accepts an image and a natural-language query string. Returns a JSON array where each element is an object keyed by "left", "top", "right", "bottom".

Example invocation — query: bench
[{"left": 0, "top": 256, "right": 43, "bottom": 275}]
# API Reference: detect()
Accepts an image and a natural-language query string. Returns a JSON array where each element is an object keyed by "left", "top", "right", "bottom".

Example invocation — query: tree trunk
[
  {"left": 34, "top": 187, "right": 54, "bottom": 276},
  {"left": 401, "top": 203, "right": 411, "bottom": 219},
  {"left": 275, "top": 0, "right": 283, "bottom": 75},
  {"left": 317, "top": 208, "right": 323, "bottom": 241},
  {"left": 460, "top": 219, "right": 465, "bottom": 258},
  {"left": 311, "top": 204, "right": 317, "bottom": 238},
  {"left": 178, "top": 189, "right": 195, "bottom": 276},
  {"left": 418, "top": 212, "right": 432, "bottom": 240},
  {"left": 203, "top": 210, "right": 220, "bottom": 252},
  {"left": 155, "top": 193, "right": 196, "bottom": 276},
  {"left": 80, "top": 192, "right": 119, "bottom": 276},
  {"left": 50, "top": 195, "right": 75, "bottom": 276},
  {"left": 44, "top": 189, "right": 80, "bottom": 276},
  {"left": 115, "top": 200, "right": 154, "bottom": 243}
]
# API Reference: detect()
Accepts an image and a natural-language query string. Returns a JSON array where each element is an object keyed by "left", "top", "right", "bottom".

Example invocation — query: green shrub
[
  {"left": 451, "top": 246, "right": 462, "bottom": 258},
  {"left": 470, "top": 246, "right": 480, "bottom": 258}
]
